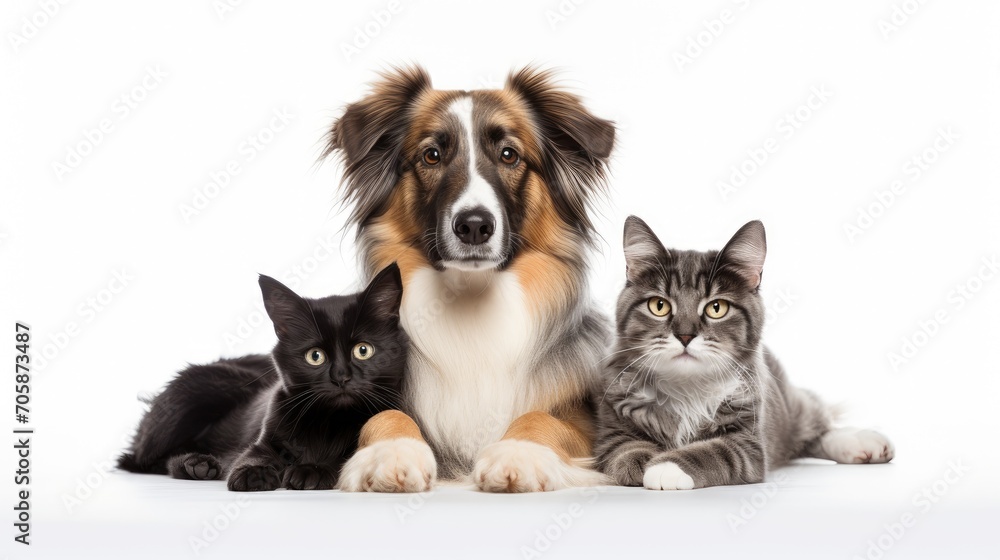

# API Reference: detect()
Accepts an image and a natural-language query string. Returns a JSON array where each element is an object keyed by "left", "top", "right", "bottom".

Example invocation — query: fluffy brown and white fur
[{"left": 324, "top": 66, "right": 615, "bottom": 492}]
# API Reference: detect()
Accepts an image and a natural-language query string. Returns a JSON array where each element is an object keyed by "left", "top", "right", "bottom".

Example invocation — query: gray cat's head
[{"left": 615, "top": 216, "right": 766, "bottom": 387}]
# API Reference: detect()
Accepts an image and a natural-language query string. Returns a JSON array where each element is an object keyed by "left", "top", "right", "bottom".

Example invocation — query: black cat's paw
[
  {"left": 282, "top": 464, "right": 335, "bottom": 491},
  {"left": 168, "top": 453, "right": 223, "bottom": 481},
  {"left": 227, "top": 465, "right": 280, "bottom": 492}
]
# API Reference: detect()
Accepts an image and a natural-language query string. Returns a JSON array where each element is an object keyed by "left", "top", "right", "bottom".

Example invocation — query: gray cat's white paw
[
  {"left": 337, "top": 438, "right": 436, "bottom": 492},
  {"left": 643, "top": 461, "right": 695, "bottom": 490},
  {"left": 821, "top": 428, "right": 894, "bottom": 464}
]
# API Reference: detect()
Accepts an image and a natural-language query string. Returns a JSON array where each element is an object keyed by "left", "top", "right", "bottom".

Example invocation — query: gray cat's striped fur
[{"left": 595, "top": 217, "right": 893, "bottom": 490}]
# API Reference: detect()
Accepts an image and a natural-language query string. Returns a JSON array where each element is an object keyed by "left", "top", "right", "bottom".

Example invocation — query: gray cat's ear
[
  {"left": 259, "top": 274, "right": 312, "bottom": 340},
  {"left": 361, "top": 262, "right": 403, "bottom": 320},
  {"left": 623, "top": 215, "right": 669, "bottom": 282},
  {"left": 718, "top": 220, "right": 766, "bottom": 291}
]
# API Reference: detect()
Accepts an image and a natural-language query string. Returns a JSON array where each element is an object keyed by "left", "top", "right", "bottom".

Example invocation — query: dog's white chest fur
[{"left": 400, "top": 267, "right": 536, "bottom": 463}]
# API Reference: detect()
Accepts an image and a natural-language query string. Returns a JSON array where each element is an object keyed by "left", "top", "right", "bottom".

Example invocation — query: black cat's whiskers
[
  {"left": 288, "top": 391, "right": 327, "bottom": 438},
  {"left": 274, "top": 389, "right": 321, "bottom": 425},
  {"left": 363, "top": 388, "right": 399, "bottom": 411},
  {"left": 239, "top": 363, "right": 278, "bottom": 389}
]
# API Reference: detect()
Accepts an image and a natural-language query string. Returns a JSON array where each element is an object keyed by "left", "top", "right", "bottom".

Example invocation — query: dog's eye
[
  {"left": 499, "top": 147, "right": 518, "bottom": 165},
  {"left": 423, "top": 148, "right": 441, "bottom": 166}
]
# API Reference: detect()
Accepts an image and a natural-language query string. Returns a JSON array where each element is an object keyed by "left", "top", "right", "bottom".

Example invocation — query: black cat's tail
[
  {"left": 116, "top": 451, "right": 154, "bottom": 474},
  {"left": 118, "top": 354, "right": 276, "bottom": 474}
]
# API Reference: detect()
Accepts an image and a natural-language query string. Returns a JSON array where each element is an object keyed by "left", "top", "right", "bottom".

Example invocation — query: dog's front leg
[
  {"left": 337, "top": 410, "right": 437, "bottom": 492},
  {"left": 473, "top": 410, "right": 608, "bottom": 492}
]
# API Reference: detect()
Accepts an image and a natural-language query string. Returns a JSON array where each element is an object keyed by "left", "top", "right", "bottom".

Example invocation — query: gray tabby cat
[{"left": 595, "top": 216, "right": 894, "bottom": 490}]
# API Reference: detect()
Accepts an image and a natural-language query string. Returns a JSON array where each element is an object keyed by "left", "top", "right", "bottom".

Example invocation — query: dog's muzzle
[{"left": 452, "top": 206, "right": 495, "bottom": 246}]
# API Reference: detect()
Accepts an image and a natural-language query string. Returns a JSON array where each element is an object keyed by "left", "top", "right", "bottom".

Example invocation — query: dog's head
[{"left": 326, "top": 66, "right": 614, "bottom": 273}]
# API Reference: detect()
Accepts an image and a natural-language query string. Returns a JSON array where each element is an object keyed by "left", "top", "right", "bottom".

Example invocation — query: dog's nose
[{"left": 452, "top": 208, "right": 495, "bottom": 245}]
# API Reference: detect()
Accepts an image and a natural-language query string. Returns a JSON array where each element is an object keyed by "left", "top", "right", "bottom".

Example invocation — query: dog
[{"left": 325, "top": 66, "right": 615, "bottom": 492}]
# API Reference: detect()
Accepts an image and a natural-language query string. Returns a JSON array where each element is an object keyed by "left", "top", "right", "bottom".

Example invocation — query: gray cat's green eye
[
  {"left": 304, "top": 348, "right": 327, "bottom": 366},
  {"left": 352, "top": 342, "right": 375, "bottom": 361},
  {"left": 705, "top": 299, "right": 730, "bottom": 319},
  {"left": 647, "top": 297, "right": 670, "bottom": 317}
]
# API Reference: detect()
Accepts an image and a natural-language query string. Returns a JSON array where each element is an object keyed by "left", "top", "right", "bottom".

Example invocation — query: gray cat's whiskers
[
  {"left": 622, "top": 349, "right": 662, "bottom": 398},
  {"left": 598, "top": 346, "right": 658, "bottom": 406}
]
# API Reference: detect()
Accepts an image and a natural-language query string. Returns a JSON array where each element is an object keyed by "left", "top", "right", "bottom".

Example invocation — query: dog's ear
[
  {"left": 506, "top": 67, "right": 615, "bottom": 240},
  {"left": 325, "top": 66, "right": 431, "bottom": 229}
]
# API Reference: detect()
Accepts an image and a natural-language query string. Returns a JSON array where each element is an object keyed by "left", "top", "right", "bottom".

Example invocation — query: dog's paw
[
  {"left": 643, "top": 462, "right": 695, "bottom": 491},
  {"left": 282, "top": 464, "right": 335, "bottom": 491},
  {"left": 227, "top": 465, "right": 281, "bottom": 492},
  {"left": 821, "top": 428, "right": 895, "bottom": 464},
  {"left": 474, "top": 440, "right": 606, "bottom": 493},
  {"left": 338, "top": 438, "right": 436, "bottom": 492}
]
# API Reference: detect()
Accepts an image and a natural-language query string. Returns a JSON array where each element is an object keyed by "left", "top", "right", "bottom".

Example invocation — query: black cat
[{"left": 117, "top": 263, "right": 408, "bottom": 491}]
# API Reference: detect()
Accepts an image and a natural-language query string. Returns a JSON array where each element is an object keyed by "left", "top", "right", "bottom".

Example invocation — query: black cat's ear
[
  {"left": 717, "top": 220, "right": 766, "bottom": 291},
  {"left": 623, "top": 215, "right": 669, "bottom": 283},
  {"left": 258, "top": 274, "right": 313, "bottom": 340},
  {"left": 359, "top": 262, "right": 403, "bottom": 321}
]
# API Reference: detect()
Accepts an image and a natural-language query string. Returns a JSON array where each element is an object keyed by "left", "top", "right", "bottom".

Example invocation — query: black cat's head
[
  {"left": 617, "top": 216, "right": 766, "bottom": 383},
  {"left": 258, "top": 263, "right": 407, "bottom": 412}
]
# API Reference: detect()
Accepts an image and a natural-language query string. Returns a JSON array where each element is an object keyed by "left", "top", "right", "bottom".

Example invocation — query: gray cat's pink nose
[{"left": 677, "top": 335, "right": 694, "bottom": 347}]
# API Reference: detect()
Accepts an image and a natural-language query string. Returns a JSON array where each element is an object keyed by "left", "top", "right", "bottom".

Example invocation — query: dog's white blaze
[
  {"left": 444, "top": 97, "right": 505, "bottom": 259},
  {"left": 401, "top": 266, "right": 535, "bottom": 463}
]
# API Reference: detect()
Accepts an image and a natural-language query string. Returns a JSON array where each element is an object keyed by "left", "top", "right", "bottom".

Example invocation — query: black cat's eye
[
  {"left": 647, "top": 297, "right": 670, "bottom": 317},
  {"left": 705, "top": 299, "right": 730, "bottom": 319},
  {"left": 423, "top": 148, "right": 441, "bottom": 166},
  {"left": 352, "top": 342, "right": 374, "bottom": 361},
  {"left": 304, "top": 348, "right": 327, "bottom": 366},
  {"left": 499, "top": 147, "right": 519, "bottom": 165}
]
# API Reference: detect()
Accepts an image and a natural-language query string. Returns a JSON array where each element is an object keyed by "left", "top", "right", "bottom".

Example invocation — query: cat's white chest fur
[
  {"left": 622, "top": 379, "right": 740, "bottom": 448},
  {"left": 400, "top": 267, "right": 535, "bottom": 464}
]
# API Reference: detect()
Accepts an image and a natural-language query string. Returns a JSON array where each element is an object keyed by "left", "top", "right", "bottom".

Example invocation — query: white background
[{"left": 2, "top": 1, "right": 998, "bottom": 559}]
